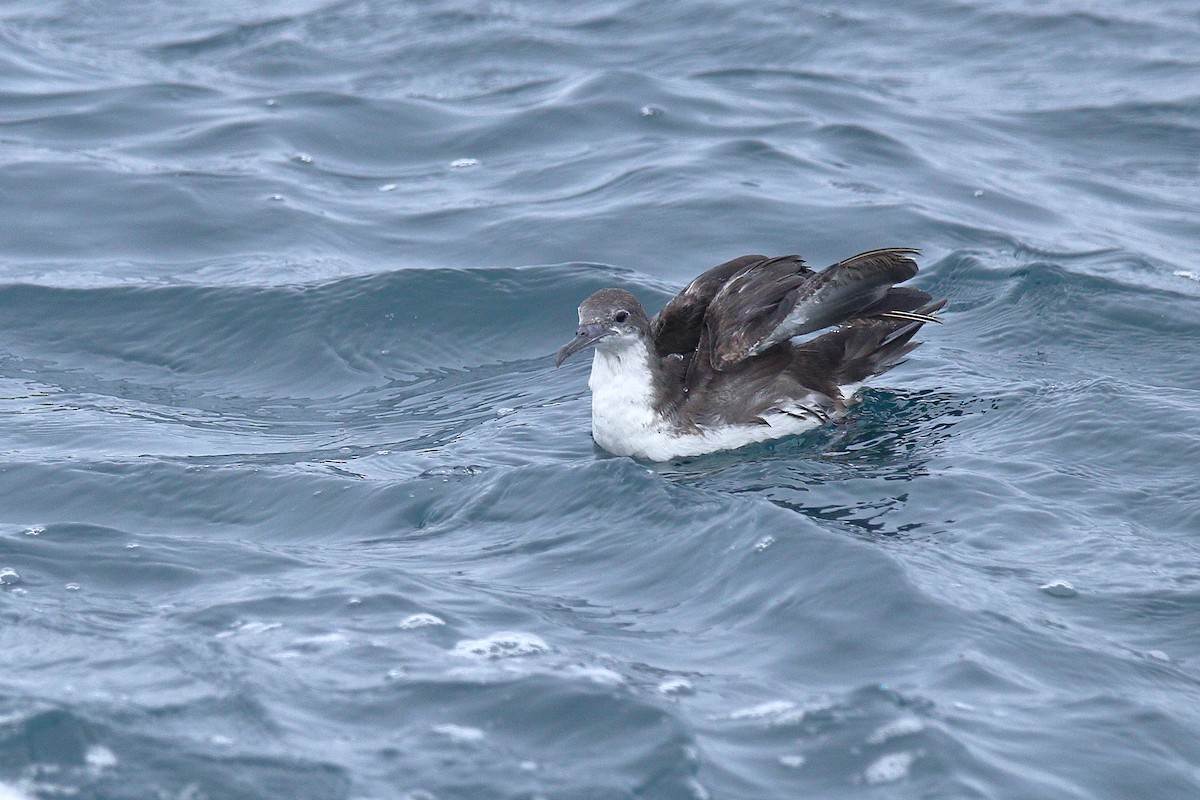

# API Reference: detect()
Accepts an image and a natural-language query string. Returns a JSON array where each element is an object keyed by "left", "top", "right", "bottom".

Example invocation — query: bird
[{"left": 554, "top": 248, "right": 945, "bottom": 461}]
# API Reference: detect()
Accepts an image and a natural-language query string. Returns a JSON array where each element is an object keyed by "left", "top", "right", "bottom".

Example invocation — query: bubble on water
[
  {"left": 863, "top": 751, "right": 915, "bottom": 784},
  {"left": 657, "top": 677, "right": 694, "bottom": 696},
  {"left": 378, "top": 183, "right": 397, "bottom": 192},
  {"left": 778, "top": 754, "right": 806, "bottom": 768},
  {"left": 294, "top": 153, "right": 313, "bottom": 164},
  {"left": 432, "top": 723, "right": 484, "bottom": 742},
  {"left": 0, "top": 568, "right": 19, "bottom": 586},
  {"left": 125, "top": 543, "right": 139, "bottom": 549},
  {"left": 866, "top": 715, "right": 924, "bottom": 745},
  {"left": 65, "top": 583, "right": 80, "bottom": 592},
  {"left": 1039, "top": 580, "right": 1077, "bottom": 598},
  {"left": 23, "top": 526, "right": 43, "bottom": 536},
  {"left": 400, "top": 613, "right": 445, "bottom": 629},
  {"left": 385, "top": 668, "right": 406, "bottom": 681},
  {"left": 451, "top": 632, "right": 549, "bottom": 660},
  {"left": 640, "top": 105, "right": 663, "bottom": 117},
  {"left": 265, "top": 98, "right": 279, "bottom": 108},
  {"left": 754, "top": 536, "right": 775, "bottom": 552},
  {"left": 973, "top": 189, "right": 984, "bottom": 197},
  {"left": 449, "top": 158, "right": 479, "bottom": 169},
  {"left": 269, "top": 194, "right": 284, "bottom": 201}
]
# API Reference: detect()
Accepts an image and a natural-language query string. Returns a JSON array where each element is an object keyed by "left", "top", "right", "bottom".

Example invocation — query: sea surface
[{"left": 2, "top": 1, "right": 1199, "bottom": 798}]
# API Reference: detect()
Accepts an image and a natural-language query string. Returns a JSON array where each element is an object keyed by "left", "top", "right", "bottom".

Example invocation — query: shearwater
[{"left": 555, "top": 248, "right": 945, "bottom": 461}]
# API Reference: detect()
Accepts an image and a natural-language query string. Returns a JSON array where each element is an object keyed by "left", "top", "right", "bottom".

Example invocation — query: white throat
[{"left": 587, "top": 340, "right": 662, "bottom": 458}]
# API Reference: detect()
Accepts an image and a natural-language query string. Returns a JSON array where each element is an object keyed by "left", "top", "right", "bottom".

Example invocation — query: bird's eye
[{"left": 613, "top": 310, "right": 629, "bottom": 323}]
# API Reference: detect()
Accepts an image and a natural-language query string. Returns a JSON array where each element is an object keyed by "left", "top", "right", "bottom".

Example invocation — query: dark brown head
[{"left": 555, "top": 288, "right": 651, "bottom": 367}]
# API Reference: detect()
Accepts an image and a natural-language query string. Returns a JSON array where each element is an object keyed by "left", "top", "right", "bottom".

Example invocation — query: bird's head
[{"left": 555, "top": 288, "right": 651, "bottom": 367}]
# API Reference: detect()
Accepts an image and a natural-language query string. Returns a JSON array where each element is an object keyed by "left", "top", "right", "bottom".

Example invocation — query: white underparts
[
  {"left": 588, "top": 343, "right": 662, "bottom": 458},
  {"left": 587, "top": 339, "right": 850, "bottom": 461}
]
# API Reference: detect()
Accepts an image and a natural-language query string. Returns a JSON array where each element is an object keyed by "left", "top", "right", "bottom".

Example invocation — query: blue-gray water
[{"left": 2, "top": 1, "right": 1199, "bottom": 798}]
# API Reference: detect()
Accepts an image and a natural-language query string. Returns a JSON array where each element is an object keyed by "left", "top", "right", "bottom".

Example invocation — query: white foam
[
  {"left": 86, "top": 745, "right": 117, "bottom": 770},
  {"left": 685, "top": 777, "right": 710, "bottom": 800},
  {"left": 863, "top": 751, "right": 915, "bottom": 784},
  {"left": 866, "top": 715, "right": 925, "bottom": 745},
  {"left": 215, "top": 621, "right": 281, "bottom": 639},
  {"left": 399, "top": 613, "right": 445, "bottom": 629},
  {"left": 657, "top": 677, "right": 694, "bottom": 696},
  {"left": 451, "top": 632, "right": 549, "bottom": 660},
  {"left": 291, "top": 632, "right": 347, "bottom": 646},
  {"left": 1039, "top": 580, "right": 1077, "bottom": 598},
  {"left": 568, "top": 665, "right": 624, "bottom": 685},
  {"left": 728, "top": 700, "right": 797, "bottom": 721},
  {"left": 432, "top": 723, "right": 484, "bottom": 742},
  {"left": 401, "top": 790, "right": 439, "bottom": 800}
]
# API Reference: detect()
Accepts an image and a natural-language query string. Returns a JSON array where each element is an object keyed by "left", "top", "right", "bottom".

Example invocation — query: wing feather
[
  {"left": 650, "top": 254, "right": 768, "bottom": 357},
  {"left": 707, "top": 248, "right": 922, "bottom": 370}
]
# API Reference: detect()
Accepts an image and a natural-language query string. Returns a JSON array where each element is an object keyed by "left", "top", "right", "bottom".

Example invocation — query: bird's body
[{"left": 556, "top": 248, "right": 945, "bottom": 461}]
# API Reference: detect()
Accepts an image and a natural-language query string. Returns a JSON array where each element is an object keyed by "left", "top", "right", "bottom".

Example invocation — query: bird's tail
[
  {"left": 840, "top": 298, "right": 946, "bottom": 383},
  {"left": 795, "top": 295, "right": 946, "bottom": 387}
]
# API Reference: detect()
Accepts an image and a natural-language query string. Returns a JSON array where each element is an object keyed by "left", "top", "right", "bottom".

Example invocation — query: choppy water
[{"left": 2, "top": 1, "right": 1199, "bottom": 798}]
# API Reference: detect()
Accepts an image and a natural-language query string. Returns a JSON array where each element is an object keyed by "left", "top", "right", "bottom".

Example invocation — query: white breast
[
  {"left": 586, "top": 343, "right": 836, "bottom": 461},
  {"left": 588, "top": 346, "right": 664, "bottom": 458}
]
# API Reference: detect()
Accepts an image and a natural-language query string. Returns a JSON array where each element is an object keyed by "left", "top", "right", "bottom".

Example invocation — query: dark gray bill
[{"left": 555, "top": 322, "right": 613, "bottom": 367}]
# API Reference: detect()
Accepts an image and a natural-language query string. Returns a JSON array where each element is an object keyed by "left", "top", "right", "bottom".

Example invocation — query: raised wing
[
  {"left": 706, "top": 248, "right": 924, "bottom": 370},
  {"left": 650, "top": 253, "right": 780, "bottom": 357}
]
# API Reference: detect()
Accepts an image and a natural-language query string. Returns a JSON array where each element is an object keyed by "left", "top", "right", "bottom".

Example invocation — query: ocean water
[{"left": 1, "top": 1, "right": 1199, "bottom": 798}]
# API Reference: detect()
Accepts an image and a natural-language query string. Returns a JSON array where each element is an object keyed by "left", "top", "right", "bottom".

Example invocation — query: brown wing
[
  {"left": 706, "top": 248, "right": 922, "bottom": 370},
  {"left": 650, "top": 254, "right": 775, "bottom": 357}
]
